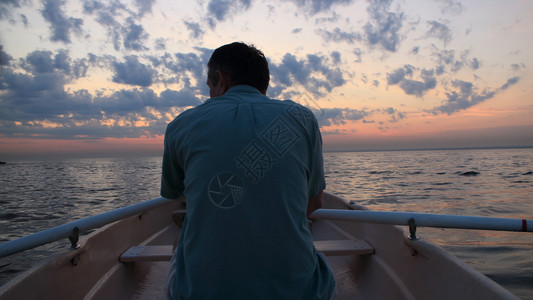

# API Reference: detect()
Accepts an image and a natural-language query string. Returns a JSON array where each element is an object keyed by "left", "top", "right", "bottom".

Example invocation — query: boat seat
[{"left": 120, "top": 239, "right": 374, "bottom": 263}]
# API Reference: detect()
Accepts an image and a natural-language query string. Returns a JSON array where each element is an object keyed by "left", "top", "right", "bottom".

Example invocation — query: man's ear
[{"left": 216, "top": 70, "right": 232, "bottom": 94}]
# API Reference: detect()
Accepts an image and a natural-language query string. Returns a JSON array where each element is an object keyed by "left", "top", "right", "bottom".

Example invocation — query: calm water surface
[{"left": 1, "top": 149, "right": 532, "bottom": 298}]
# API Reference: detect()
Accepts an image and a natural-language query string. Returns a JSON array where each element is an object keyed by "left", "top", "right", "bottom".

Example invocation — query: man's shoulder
[
  {"left": 258, "top": 98, "right": 319, "bottom": 133},
  {"left": 280, "top": 99, "right": 313, "bottom": 112},
  {"left": 264, "top": 98, "right": 313, "bottom": 113},
  {"left": 277, "top": 99, "right": 316, "bottom": 119}
]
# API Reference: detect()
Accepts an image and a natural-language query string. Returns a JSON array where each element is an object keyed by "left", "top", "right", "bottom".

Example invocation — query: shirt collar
[
  {"left": 225, "top": 85, "right": 262, "bottom": 95},
  {"left": 205, "top": 85, "right": 263, "bottom": 104}
]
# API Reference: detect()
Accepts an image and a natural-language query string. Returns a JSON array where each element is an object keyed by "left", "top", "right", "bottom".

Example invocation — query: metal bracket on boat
[
  {"left": 408, "top": 218, "right": 418, "bottom": 240},
  {"left": 172, "top": 209, "right": 187, "bottom": 228},
  {"left": 69, "top": 226, "right": 80, "bottom": 250}
]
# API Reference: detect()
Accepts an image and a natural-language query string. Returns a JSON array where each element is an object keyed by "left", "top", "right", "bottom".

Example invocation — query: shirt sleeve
[
  {"left": 160, "top": 124, "right": 185, "bottom": 199},
  {"left": 307, "top": 114, "right": 326, "bottom": 198}
]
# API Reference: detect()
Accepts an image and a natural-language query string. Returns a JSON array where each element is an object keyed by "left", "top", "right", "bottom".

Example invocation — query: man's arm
[
  {"left": 307, "top": 191, "right": 323, "bottom": 217},
  {"left": 161, "top": 124, "right": 185, "bottom": 200}
]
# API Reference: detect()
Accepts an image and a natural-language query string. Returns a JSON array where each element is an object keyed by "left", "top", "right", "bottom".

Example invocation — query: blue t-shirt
[{"left": 161, "top": 85, "right": 335, "bottom": 299}]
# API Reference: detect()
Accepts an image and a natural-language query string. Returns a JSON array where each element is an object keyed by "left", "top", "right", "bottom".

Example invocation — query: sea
[{"left": 1, "top": 148, "right": 532, "bottom": 298}]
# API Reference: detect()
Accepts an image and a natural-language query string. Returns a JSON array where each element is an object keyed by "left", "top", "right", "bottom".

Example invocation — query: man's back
[{"left": 162, "top": 85, "right": 335, "bottom": 299}]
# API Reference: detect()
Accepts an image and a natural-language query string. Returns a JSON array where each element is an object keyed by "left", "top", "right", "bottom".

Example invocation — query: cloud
[
  {"left": 353, "top": 48, "right": 363, "bottom": 62},
  {"left": 24, "top": 50, "right": 66, "bottom": 74},
  {"left": 387, "top": 65, "right": 437, "bottom": 97},
  {"left": 269, "top": 52, "right": 347, "bottom": 99},
  {"left": 432, "top": 48, "right": 480, "bottom": 73},
  {"left": 160, "top": 89, "right": 202, "bottom": 107},
  {"left": 510, "top": 63, "right": 526, "bottom": 72},
  {"left": 363, "top": 0, "right": 404, "bottom": 52},
  {"left": 206, "top": 0, "right": 252, "bottom": 27},
  {"left": 1, "top": 0, "right": 24, "bottom": 5},
  {"left": 19, "top": 49, "right": 89, "bottom": 80},
  {"left": 93, "top": 10, "right": 122, "bottom": 50},
  {"left": 436, "top": 0, "right": 463, "bottom": 14},
  {"left": 272, "top": 53, "right": 308, "bottom": 85},
  {"left": 316, "top": 27, "right": 362, "bottom": 44},
  {"left": 112, "top": 55, "right": 155, "bottom": 87},
  {"left": 154, "top": 38, "right": 166, "bottom": 50},
  {"left": 134, "top": 0, "right": 155, "bottom": 16},
  {"left": 0, "top": 86, "right": 200, "bottom": 139},
  {"left": 92, "top": 88, "right": 199, "bottom": 120},
  {"left": 154, "top": 47, "right": 212, "bottom": 95},
  {"left": 470, "top": 57, "right": 480, "bottom": 70},
  {"left": 398, "top": 79, "right": 435, "bottom": 97},
  {"left": 122, "top": 18, "right": 149, "bottom": 51},
  {"left": 41, "top": 0, "right": 83, "bottom": 43},
  {"left": 400, "top": 71, "right": 437, "bottom": 97},
  {"left": 0, "top": 1, "right": 14, "bottom": 21},
  {"left": 83, "top": 0, "right": 150, "bottom": 51},
  {"left": 0, "top": 52, "right": 203, "bottom": 139},
  {"left": 428, "top": 78, "right": 521, "bottom": 115},
  {"left": 330, "top": 51, "right": 341, "bottom": 65},
  {"left": 426, "top": 20, "right": 452, "bottom": 45},
  {"left": 316, "top": 107, "right": 369, "bottom": 127},
  {"left": 0, "top": 69, "right": 74, "bottom": 123},
  {"left": 315, "top": 11, "right": 340, "bottom": 24},
  {"left": 82, "top": 0, "right": 105, "bottom": 14},
  {"left": 184, "top": 20, "right": 205, "bottom": 39},
  {"left": 0, "top": 0, "right": 30, "bottom": 23},
  {"left": 386, "top": 64, "right": 414, "bottom": 84},
  {"left": 382, "top": 107, "right": 404, "bottom": 122},
  {"left": 500, "top": 76, "right": 519, "bottom": 90},
  {"left": 0, "top": 45, "right": 12, "bottom": 66},
  {"left": 286, "top": 0, "right": 354, "bottom": 15}
]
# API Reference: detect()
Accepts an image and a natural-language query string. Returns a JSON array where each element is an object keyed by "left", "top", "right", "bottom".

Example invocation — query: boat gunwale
[
  {"left": 0, "top": 199, "right": 182, "bottom": 299},
  {"left": 318, "top": 192, "right": 520, "bottom": 300},
  {"left": 0, "top": 193, "right": 522, "bottom": 299}
]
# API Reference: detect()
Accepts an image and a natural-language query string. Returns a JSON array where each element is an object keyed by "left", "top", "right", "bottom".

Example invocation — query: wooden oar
[{"left": 311, "top": 209, "right": 532, "bottom": 235}]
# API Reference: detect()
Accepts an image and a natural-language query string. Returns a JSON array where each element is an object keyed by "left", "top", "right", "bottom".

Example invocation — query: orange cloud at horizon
[
  {"left": 320, "top": 100, "right": 533, "bottom": 152},
  {"left": 1, "top": 97, "right": 532, "bottom": 161}
]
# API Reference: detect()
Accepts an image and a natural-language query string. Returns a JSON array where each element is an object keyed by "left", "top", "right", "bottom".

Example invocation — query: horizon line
[{"left": 1, "top": 146, "right": 532, "bottom": 163}]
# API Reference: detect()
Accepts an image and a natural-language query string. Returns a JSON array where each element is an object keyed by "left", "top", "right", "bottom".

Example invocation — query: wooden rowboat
[{"left": 0, "top": 192, "right": 520, "bottom": 299}]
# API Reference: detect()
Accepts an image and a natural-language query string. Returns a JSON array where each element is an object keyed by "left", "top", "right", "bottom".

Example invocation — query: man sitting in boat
[{"left": 161, "top": 42, "right": 336, "bottom": 299}]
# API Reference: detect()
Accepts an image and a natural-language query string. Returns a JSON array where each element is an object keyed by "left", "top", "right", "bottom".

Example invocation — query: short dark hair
[{"left": 207, "top": 42, "right": 270, "bottom": 94}]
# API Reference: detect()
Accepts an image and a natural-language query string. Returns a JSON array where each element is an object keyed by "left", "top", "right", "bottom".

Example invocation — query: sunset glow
[{"left": 1, "top": 0, "right": 532, "bottom": 160}]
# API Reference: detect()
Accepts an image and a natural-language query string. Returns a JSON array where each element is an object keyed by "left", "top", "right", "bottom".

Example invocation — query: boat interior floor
[{"left": 119, "top": 219, "right": 376, "bottom": 299}]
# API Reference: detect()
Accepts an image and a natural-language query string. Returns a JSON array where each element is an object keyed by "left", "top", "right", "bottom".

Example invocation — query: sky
[{"left": 0, "top": 0, "right": 532, "bottom": 160}]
